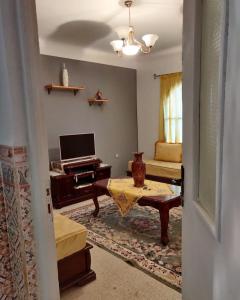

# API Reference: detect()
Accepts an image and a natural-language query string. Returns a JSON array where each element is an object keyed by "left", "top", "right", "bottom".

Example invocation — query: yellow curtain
[{"left": 159, "top": 72, "right": 182, "bottom": 143}]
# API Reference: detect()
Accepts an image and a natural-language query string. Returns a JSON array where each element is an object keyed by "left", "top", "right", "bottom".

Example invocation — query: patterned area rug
[{"left": 62, "top": 197, "right": 182, "bottom": 291}]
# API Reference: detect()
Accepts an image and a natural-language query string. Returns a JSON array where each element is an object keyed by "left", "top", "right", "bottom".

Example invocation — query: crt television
[{"left": 59, "top": 133, "right": 95, "bottom": 161}]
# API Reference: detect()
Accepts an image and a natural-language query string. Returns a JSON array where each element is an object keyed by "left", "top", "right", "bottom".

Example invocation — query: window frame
[{"left": 195, "top": 0, "right": 229, "bottom": 241}]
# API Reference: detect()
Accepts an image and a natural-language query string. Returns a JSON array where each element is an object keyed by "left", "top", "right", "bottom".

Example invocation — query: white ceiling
[{"left": 36, "top": 0, "right": 183, "bottom": 68}]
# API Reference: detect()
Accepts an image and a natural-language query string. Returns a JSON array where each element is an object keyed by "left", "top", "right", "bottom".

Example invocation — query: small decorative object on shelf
[
  {"left": 96, "top": 90, "right": 103, "bottom": 100},
  {"left": 132, "top": 152, "right": 146, "bottom": 187},
  {"left": 62, "top": 63, "right": 69, "bottom": 87},
  {"left": 88, "top": 90, "right": 109, "bottom": 106}
]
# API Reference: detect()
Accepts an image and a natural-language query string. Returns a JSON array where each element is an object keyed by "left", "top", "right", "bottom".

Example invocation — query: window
[
  {"left": 159, "top": 72, "right": 182, "bottom": 143},
  {"left": 163, "top": 81, "right": 182, "bottom": 143},
  {"left": 197, "top": 0, "right": 226, "bottom": 229}
]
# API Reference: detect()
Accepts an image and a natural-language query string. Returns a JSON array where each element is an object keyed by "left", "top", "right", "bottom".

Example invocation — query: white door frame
[
  {"left": 11, "top": 2, "right": 60, "bottom": 299},
  {"left": 182, "top": 0, "right": 229, "bottom": 299}
]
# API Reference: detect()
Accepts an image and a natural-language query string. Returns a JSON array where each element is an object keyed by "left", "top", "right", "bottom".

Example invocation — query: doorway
[{"left": 1, "top": 0, "right": 233, "bottom": 299}]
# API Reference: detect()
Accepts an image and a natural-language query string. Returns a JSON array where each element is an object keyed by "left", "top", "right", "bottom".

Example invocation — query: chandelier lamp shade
[{"left": 110, "top": 0, "right": 159, "bottom": 56}]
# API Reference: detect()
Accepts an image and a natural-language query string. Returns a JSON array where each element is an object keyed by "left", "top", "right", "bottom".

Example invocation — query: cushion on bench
[
  {"left": 128, "top": 159, "right": 181, "bottom": 179},
  {"left": 53, "top": 213, "right": 87, "bottom": 261},
  {"left": 154, "top": 142, "right": 182, "bottom": 163}
]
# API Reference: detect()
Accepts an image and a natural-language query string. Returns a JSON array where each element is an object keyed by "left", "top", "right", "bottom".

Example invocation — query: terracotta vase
[{"left": 132, "top": 152, "right": 146, "bottom": 187}]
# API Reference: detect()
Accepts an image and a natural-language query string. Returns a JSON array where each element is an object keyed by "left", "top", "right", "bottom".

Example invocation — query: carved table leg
[
  {"left": 92, "top": 195, "right": 99, "bottom": 217},
  {"left": 159, "top": 205, "right": 170, "bottom": 245}
]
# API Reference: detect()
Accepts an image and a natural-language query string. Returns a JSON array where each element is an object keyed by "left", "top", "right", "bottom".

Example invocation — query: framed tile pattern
[
  {"left": 0, "top": 145, "right": 38, "bottom": 299},
  {"left": 0, "top": 169, "right": 14, "bottom": 299}
]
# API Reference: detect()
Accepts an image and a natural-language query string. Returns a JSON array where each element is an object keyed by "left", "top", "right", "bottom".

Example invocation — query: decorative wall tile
[
  {"left": 0, "top": 146, "right": 14, "bottom": 165},
  {"left": 18, "top": 165, "right": 38, "bottom": 300},
  {"left": 0, "top": 145, "right": 39, "bottom": 299},
  {"left": 2, "top": 162, "right": 28, "bottom": 299},
  {"left": 13, "top": 147, "right": 28, "bottom": 165},
  {"left": 0, "top": 172, "right": 14, "bottom": 299}
]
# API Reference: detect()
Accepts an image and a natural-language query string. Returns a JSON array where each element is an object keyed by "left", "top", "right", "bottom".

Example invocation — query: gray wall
[{"left": 40, "top": 55, "right": 138, "bottom": 176}]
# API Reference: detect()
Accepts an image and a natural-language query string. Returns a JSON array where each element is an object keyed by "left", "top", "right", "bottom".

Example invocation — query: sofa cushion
[
  {"left": 128, "top": 159, "right": 181, "bottom": 179},
  {"left": 155, "top": 142, "right": 182, "bottom": 163},
  {"left": 53, "top": 213, "right": 87, "bottom": 261}
]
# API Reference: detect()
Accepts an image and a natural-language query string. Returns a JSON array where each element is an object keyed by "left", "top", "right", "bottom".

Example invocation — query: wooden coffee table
[{"left": 92, "top": 179, "right": 182, "bottom": 245}]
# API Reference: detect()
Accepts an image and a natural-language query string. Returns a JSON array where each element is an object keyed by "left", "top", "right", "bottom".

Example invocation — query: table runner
[{"left": 107, "top": 178, "right": 173, "bottom": 216}]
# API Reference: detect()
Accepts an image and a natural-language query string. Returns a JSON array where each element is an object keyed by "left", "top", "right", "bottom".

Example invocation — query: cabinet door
[
  {"left": 52, "top": 176, "right": 74, "bottom": 199},
  {"left": 62, "top": 176, "right": 75, "bottom": 198},
  {"left": 73, "top": 185, "right": 94, "bottom": 198},
  {"left": 96, "top": 167, "right": 111, "bottom": 180}
]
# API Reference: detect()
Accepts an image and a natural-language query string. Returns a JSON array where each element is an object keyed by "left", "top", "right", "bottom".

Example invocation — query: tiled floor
[
  {"left": 56, "top": 199, "right": 182, "bottom": 300},
  {"left": 60, "top": 246, "right": 182, "bottom": 300}
]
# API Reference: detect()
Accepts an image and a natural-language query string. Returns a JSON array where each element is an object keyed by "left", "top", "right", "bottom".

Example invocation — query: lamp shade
[
  {"left": 142, "top": 34, "right": 159, "bottom": 47},
  {"left": 122, "top": 44, "right": 140, "bottom": 56},
  {"left": 110, "top": 40, "right": 124, "bottom": 52}
]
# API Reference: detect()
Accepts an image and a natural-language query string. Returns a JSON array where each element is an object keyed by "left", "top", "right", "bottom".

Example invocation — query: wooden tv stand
[{"left": 50, "top": 158, "right": 111, "bottom": 208}]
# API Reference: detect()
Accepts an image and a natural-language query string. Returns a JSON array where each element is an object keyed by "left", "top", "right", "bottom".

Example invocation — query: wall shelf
[
  {"left": 88, "top": 99, "right": 109, "bottom": 106},
  {"left": 45, "top": 84, "right": 85, "bottom": 95}
]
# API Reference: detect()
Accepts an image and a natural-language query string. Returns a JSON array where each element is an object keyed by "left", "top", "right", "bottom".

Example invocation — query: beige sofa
[{"left": 127, "top": 142, "right": 182, "bottom": 185}]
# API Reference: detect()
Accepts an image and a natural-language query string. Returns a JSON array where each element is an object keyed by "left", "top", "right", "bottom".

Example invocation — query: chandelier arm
[
  {"left": 134, "top": 38, "right": 144, "bottom": 47},
  {"left": 134, "top": 39, "right": 151, "bottom": 54}
]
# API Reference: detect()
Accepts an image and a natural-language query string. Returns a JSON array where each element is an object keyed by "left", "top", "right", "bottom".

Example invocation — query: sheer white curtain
[{"left": 163, "top": 82, "right": 182, "bottom": 143}]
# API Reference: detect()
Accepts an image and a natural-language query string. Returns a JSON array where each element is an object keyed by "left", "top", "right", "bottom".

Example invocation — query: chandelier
[{"left": 110, "top": 0, "right": 159, "bottom": 56}]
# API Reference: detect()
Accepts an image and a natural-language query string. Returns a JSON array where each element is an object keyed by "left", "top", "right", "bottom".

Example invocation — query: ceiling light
[
  {"left": 142, "top": 34, "right": 159, "bottom": 48},
  {"left": 122, "top": 44, "right": 140, "bottom": 55},
  {"left": 110, "top": 40, "right": 124, "bottom": 53},
  {"left": 110, "top": 0, "right": 159, "bottom": 56}
]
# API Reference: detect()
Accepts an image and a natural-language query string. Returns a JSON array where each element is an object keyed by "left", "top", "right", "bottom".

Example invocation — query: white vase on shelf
[{"left": 62, "top": 63, "right": 69, "bottom": 87}]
